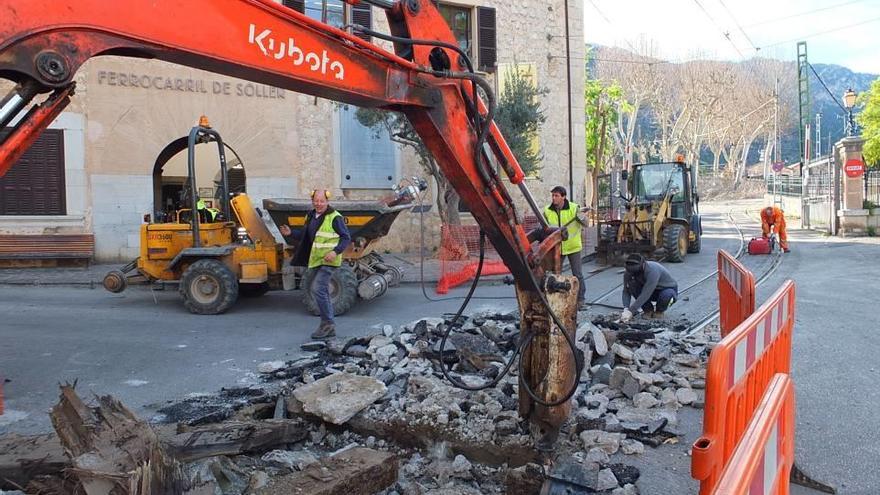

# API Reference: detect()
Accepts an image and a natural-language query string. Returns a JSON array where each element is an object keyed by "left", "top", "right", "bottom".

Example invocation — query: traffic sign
[
  {"left": 772, "top": 161, "right": 784, "bottom": 173},
  {"left": 845, "top": 158, "right": 866, "bottom": 178}
]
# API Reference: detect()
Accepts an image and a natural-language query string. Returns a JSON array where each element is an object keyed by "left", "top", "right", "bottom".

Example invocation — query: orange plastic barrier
[
  {"left": 436, "top": 260, "right": 510, "bottom": 294},
  {"left": 714, "top": 374, "right": 795, "bottom": 495},
  {"left": 692, "top": 280, "right": 795, "bottom": 495},
  {"left": 718, "top": 249, "right": 756, "bottom": 337}
]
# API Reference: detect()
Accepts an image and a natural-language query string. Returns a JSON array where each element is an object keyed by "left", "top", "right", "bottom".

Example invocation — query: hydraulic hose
[{"left": 438, "top": 230, "right": 524, "bottom": 390}]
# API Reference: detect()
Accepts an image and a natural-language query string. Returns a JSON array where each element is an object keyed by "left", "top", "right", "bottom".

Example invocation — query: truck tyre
[
  {"left": 663, "top": 225, "right": 688, "bottom": 263},
  {"left": 687, "top": 228, "right": 702, "bottom": 253},
  {"left": 687, "top": 216, "right": 702, "bottom": 253},
  {"left": 302, "top": 265, "right": 358, "bottom": 316},
  {"left": 179, "top": 259, "right": 239, "bottom": 314},
  {"left": 240, "top": 282, "right": 270, "bottom": 297}
]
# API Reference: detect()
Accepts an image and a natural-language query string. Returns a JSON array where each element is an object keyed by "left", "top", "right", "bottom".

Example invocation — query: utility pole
[
  {"left": 774, "top": 78, "right": 780, "bottom": 163},
  {"left": 815, "top": 112, "right": 822, "bottom": 158}
]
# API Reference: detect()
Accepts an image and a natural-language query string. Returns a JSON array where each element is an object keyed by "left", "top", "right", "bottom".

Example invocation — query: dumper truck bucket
[{"left": 262, "top": 198, "right": 413, "bottom": 255}]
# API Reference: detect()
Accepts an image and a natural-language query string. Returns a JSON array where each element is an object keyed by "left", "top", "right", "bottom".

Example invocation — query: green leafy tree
[
  {"left": 858, "top": 78, "right": 880, "bottom": 167},
  {"left": 493, "top": 65, "right": 548, "bottom": 176},
  {"left": 584, "top": 78, "right": 627, "bottom": 208}
]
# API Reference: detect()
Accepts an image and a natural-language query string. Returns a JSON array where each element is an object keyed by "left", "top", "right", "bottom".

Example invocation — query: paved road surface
[{"left": 1, "top": 200, "right": 877, "bottom": 494}]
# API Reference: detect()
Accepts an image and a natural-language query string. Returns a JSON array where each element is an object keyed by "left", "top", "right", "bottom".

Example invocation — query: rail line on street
[
  {"left": 683, "top": 209, "right": 785, "bottom": 337},
  {"left": 587, "top": 210, "right": 747, "bottom": 307}
]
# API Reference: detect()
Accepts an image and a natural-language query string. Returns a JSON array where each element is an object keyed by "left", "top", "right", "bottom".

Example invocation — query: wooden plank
[{"left": 254, "top": 448, "right": 397, "bottom": 495}]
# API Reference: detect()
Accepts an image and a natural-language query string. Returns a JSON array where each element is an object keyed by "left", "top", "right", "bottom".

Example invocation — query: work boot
[
  {"left": 643, "top": 310, "right": 655, "bottom": 319},
  {"left": 652, "top": 311, "right": 665, "bottom": 320},
  {"left": 310, "top": 321, "right": 336, "bottom": 340}
]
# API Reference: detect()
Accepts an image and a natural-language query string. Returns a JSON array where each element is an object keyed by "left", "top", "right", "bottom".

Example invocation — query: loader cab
[{"left": 630, "top": 160, "right": 697, "bottom": 220}]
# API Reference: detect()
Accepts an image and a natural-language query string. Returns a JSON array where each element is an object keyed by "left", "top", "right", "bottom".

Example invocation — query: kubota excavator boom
[{"left": 0, "top": 0, "right": 579, "bottom": 450}]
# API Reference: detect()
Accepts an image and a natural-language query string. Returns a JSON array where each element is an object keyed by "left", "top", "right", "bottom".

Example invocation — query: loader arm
[{"left": 0, "top": 0, "right": 579, "bottom": 446}]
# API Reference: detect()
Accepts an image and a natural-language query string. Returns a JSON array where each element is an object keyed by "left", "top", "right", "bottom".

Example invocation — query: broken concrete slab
[
  {"left": 633, "top": 392, "right": 660, "bottom": 409},
  {"left": 620, "top": 438, "right": 646, "bottom": 455},
  {"left": 258, "top": 360, "right": 287, "bottom": 374},
  {"left": 579, "top": 429, "right": 622, "bottom": 454},
  {"left": 254, "top": 448, "right": 397, "bottom": 495},
  {"left": 293, "top": 372, "right": 386, "bottom": 425},
  {"left": 675, "top": 388, "right": 698, "bottom": 406},
  {"left": 597, "top": 468, "right": 620, "bottom": 490},
  {"left": 262, "top": 449, "right": 319, "bottom": 471}
]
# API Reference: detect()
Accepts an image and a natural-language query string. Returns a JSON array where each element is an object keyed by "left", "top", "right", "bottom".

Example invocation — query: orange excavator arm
[
  {"left": 0, "top": 0, "right": 551, "bottom": 286},
  {"left": 0, "top": 0, "right": 579, "bottom": 447}
]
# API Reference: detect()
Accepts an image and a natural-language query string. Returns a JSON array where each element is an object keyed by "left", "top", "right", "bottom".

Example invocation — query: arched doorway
[{"left": 151, "top": 137, "right": 246, "bottom": 221}]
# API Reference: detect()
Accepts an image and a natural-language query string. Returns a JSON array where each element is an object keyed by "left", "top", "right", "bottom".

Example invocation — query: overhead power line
[
  {"left": 695, "top": 98, "right": 775, "bottom": 138},
  {"left": 586, "top": 0, "right": 639, "bottom": 54},
  {"left": 692, "top": 0, "right": 746, "bottom": 59},
  {"left": 715, "top": 0, "right": 759, "bottom": 53},
  {"left": 808, "top": 63, "right": 848, "bottom": 113},
  {"left": 744, "top": 0, "right": 870, "bottom": 28},
  {"left": 758, "top": 16, "right": 880, "bottom": 50}
]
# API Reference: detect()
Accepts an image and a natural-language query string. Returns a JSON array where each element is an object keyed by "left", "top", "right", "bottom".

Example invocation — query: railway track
[{"left": 584, "top": 209, "right": 785, "bottom": 336}]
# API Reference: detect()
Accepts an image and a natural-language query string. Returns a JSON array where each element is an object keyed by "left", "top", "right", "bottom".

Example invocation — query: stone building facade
[{"left": 0, "top": 0, "right": 585, "bottom": 262}]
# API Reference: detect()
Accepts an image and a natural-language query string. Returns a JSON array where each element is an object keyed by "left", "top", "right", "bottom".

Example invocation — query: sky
[{"left": 583, "top": 0, "right": 880, "bottom": 74}]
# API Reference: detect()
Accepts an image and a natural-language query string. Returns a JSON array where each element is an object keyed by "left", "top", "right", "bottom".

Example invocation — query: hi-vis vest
[
  {"left": 308, "top": 210, "right": 344, "bottom": 268},
  {"left": 543, "top": 201, "right": 583, "bottom": 255}
]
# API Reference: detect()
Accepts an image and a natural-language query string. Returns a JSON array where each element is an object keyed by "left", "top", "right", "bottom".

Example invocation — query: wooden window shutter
[
  {"left": 477, "top": 6, "right": 496, "bottom": 72},
  {"left": 351, "top": 3, "right": 372, "bottom": 42},
  {"left": 282, "top": 0, "right": 305, "bottom": 13},
  {"left": 0, "top": 128, "right": 65, "bottom": 215}
]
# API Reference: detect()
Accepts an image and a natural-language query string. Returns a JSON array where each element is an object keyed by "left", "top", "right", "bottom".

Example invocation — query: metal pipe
[
  {"left": 187, "top": 127, "right": 201, "bottom": 247},
  {"left": 518, "top": 182, "right": 549, "bottom": 229},
  {"left": 0, "top": 81, "right": 41, "bottom": 130}
]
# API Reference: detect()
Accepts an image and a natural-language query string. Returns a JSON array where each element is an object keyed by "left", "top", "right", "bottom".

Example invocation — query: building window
[
  {"left": 438, "top": 4, "right": 472, "bottom": 58},
  {"left": 304, "top": 0, "right": 345, "bottom": 28},
  {"left": 436, "top": 3, "right": 496, "bottom": 72},
  {"left": 0, "top": 128, "right": 66, "bottom": 215},
  {"left": 338, "top": 106, "right": 397, "bottom": 189}
]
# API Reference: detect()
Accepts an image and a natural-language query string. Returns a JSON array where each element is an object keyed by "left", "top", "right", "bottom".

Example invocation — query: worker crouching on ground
[
  {"left": 761, "top": 206, "right": 789, "bottom": 252},
  {"left": 543, "top": 186, "right": 591, "bottom": 310},
  {"left": 620, "top": 253, "right": 678, "bottom": 322},
  {"left": 279, "top": 188, "right": 351, "bottom": 340}
]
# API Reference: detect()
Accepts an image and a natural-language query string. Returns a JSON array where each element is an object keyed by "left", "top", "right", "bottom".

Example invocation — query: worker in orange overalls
[{"left": 761, "top": 206, "right": 789, "bottom": 252}]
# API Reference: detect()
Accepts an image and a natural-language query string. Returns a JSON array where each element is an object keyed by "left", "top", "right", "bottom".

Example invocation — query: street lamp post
[{"left": 844, "top": 88, "right": 857, "bottom": 136}]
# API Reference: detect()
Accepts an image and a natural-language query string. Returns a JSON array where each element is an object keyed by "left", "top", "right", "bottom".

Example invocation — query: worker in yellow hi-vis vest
[
  {"left": 543, "top": 186, "right": 591, "bottom": 309},
  {"left": 279, "top": 188, "right": 351, "bottom": 340}
]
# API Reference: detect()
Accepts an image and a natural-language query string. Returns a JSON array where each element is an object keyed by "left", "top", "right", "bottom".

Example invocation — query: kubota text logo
[{"left": 248, "top": 24, "right": 345, "bottom": 80}]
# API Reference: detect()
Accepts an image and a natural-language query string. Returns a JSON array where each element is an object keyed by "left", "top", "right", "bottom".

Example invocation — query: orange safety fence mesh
[
  {"left": 692, "top": 280, "right": 795, "bottom": 495},
  {"left": 435, "top": 215, "right": 599, "bottom": 294},
  {"left": 435, "top": 215, "right": 541, "bottom": 294}
]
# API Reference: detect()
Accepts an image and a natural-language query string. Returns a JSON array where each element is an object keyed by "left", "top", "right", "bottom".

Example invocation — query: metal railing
[
  {"left": 865, "top": 169, "right": 880, "bottom": 207},
  {"left": 766, "top": 175, "right": 803, "bottom": 197}
]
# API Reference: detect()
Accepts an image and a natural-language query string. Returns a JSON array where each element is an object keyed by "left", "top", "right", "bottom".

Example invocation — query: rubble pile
[{"left": 2, "top": 311, "right": 715, "bottom": 495}]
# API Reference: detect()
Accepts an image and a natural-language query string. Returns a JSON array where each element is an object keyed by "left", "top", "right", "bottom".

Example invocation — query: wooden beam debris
[
  {"left": 254, "top": 448, "right": 397, "bottom": 495},
  {"left": 49, "top": 384, "right": 187, "bottom": 495}
]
